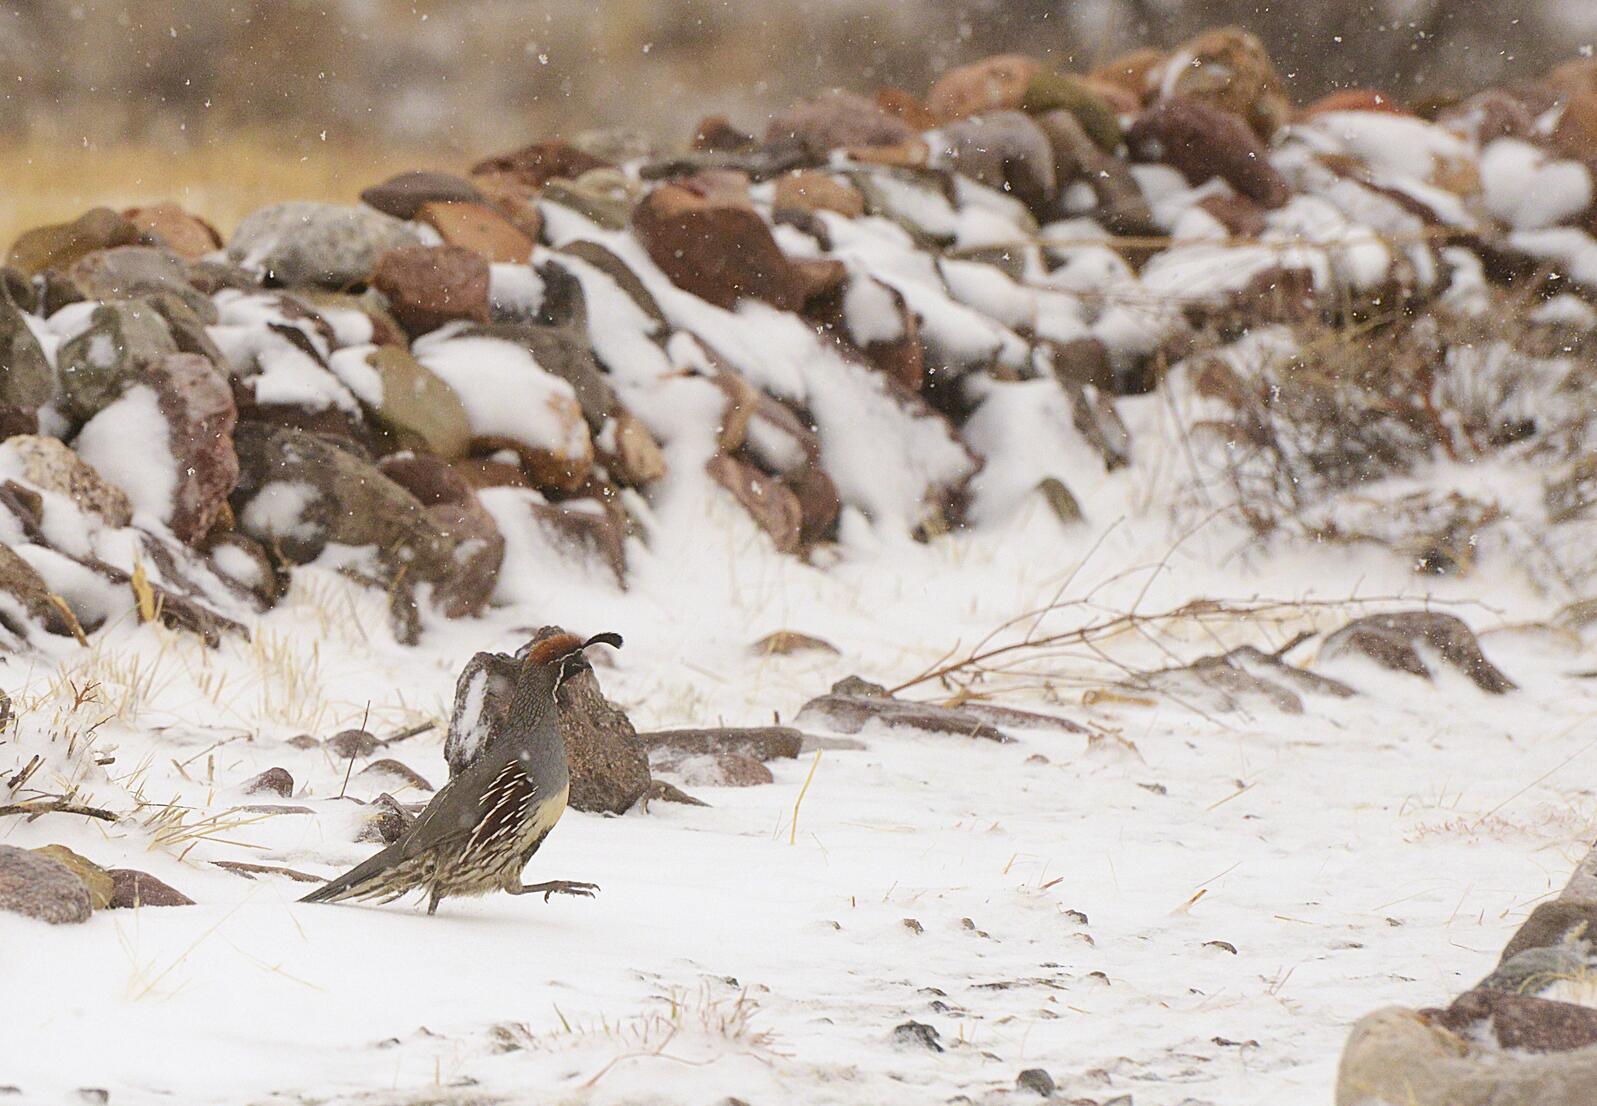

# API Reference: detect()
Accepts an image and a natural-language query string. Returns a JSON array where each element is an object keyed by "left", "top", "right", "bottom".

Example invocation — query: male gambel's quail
[{"left": 300, "top": 631, "right": 622, "bottom": 915}]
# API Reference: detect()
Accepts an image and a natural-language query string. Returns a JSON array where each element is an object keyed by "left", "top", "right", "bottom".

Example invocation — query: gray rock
[
  {"left": 227, "top": 201, "right": 421, "bottom": 288},
  {"left": 0, "top": 298, "right": 53, "bottom": 408},
  {"left": 360, "top": 170, "right": 483, "bottom": 220},
  {"left": 637, "top": 727, "right": 804, "bottom": 761},
  {"left": 1480, "top": 947, "right": 1591, "bottom": 996},
  {"left": 69, "top": 246, "right": 216, "bottom": 322},
  {"left": 892, "top": 1021, "right": 943, "bottom": 1051},
  {"left": 0, "top": 845, "right": 93, "bottom": 924},
  {"left": 796, "top": 680, "right": 1010, "bottom": 742},
  {"left": 1016, "top": 1068, "right": 1056, "bottom": 1097},
  {"left": 56, "top": 299, "right": 178, "bottom": 421},
  {"left": 936, "top": 111, "right": 1057, "bottom": 212},
  {"left": 1323, "top": 610, "right": 1515, "bottom": 694},
  {"left": 4, "top": 435, "right": 132, "bottom": 527}
]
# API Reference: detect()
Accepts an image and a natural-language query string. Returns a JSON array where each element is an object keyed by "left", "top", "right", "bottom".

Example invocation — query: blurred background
[{"left": 4, "top": 0, "right": 1596, "bottom": 237}]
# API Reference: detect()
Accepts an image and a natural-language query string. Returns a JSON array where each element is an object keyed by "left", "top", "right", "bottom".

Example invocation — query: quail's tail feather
[{"left": 299, "top": 842, "right": 408, "bottom": 904}]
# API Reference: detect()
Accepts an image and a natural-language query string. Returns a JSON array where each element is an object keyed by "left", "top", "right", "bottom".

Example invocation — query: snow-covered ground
[{"left": 4, "top": 393, "right": 1593, "bottom": 1106}]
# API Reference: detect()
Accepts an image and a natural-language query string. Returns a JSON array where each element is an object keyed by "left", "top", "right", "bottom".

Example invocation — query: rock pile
[{"left": 9, "top": 27, "right": 1597, "bottom": 643}]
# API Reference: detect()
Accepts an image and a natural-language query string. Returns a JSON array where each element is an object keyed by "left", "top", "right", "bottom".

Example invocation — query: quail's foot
[{"left": 511, "top": 879, "right": 600, "bottom": 902}]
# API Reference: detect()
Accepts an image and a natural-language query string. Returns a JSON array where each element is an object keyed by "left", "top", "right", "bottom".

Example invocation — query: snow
[
  {"left": 74, "top": 385, "right": 177, "bottom": 529},
  {"left": 239, "top": 480, "right": 322, "bottom": 546},
  {"left": 1480, "top": 138, "right": 1593, "bottom": 230},
  {"left": 1298, "top": 111, "right": 1475, "bottom": 186},
  {"left": 412, "top": 328, "right": 589, "bottom": 459}
]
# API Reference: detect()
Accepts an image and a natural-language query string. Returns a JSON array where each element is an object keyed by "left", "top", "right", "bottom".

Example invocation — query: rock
[
  {"left": 30, "top": 845, "right": 113, "bottom": 910},
  {"left": 124, "top": 202, "right": 223, "bottom": 259},
  {"left": 1016, "top": 1068, "right": 1056, "bottom": 1097},
  {"left": 1552, "top": 89, "right": 1597, "bottom": 161},
  {"left": 633, "top": 179, "right": 842, "bottom": 312},
  {"left": 243, "top": 767, "right": 294, "bottom": 797},
  {"left": 0, "top": 543, "right": 82, "bottom": 639},
  {"left": 360, "top": 170, "right": 483, "bottom": 220},
  {"left": 603, "top": 411, "right": 667, "bottom": 487},
  {"left": 752, "top": 630, "right": 839, "bottom": 656},
  {"left": 926, "top": 54, "right": 1039, "bottom": 122},
  {"left": 1034, "top": 110, "right": 1156, "bottom": 234},
  {"left": 7, "top": 207, "right": 139, "bottom": 277},
  {"left": 470, "top": 140, "right": 610, "bottom": 192},
  {"left": 693, "top": 115, "right": 756, "bottom": 152},
  {"left": 875, "top": 87, "right": 937, "bottom": 130},
  {"left": 356, "top": 793, "right": 417, "bottom": 845},
  {"left": 416, "top": 201, "right": 534, "bottom": 264},
  {"left": 766, "top": 90, "right": 914, "bottom": 157},
  {"left": 69, "top": 246, "right": 215, "bottom": 321},
  {"left": 358, "top": 759, "right": 434, "bottom": 792},
  {"left": 55, "top": 299, "right": 178, "bottom": 421},
  {"left": 644, "top": 779, "right": 710, "bottom": 807},
  {"left": 1022, "top": 71, "right": 1123, "bottom": 152},
  {"left": 423, "top": 496, "right": 506, "bottom": 621},
  {"left": 465, "top": 314, "right": 617, "bottom": 434},
  {"left": 651, "top": 748, "right": 773, "bottom": 787},
  {"left": 0, "top": 298, "right": 53, "bottom": 409},
  {"left": 372, "top": 244, "right": 491, "bottom": 336},
  {"left": 472, "top": 172, "right": 552, "bottom": 239},
  {"left": 0, "top": 845, "right": 92, "bottom": 923},
  {"left": 526, "top": 498, "right": 628, "bottom": 586},
  {"left": 228, "top": 201, "right": 421, "bottom": 288},
  {"left": 141, "top": 353, "right": 239, "bottom": 543},
  {"left": 361, "top": 346, "right": 473, "bottom": 459},
  {"left": 1322, "top": 611, "right": 1515, "bottom": 693},
  {"left": 1501, "top": 901, "right": 1597, "bottom": 963},
  {"left": 0, "top": 404, "right": 37, "bottom": 439},
  {"left": 1091, "top": 47, "right": 1166, "bottom": 105},
  {"left": 1036, "top": 477, "right": 1083, "bottom": 524},
  {"left": 773, "top": 171, "right": 867, "bottom": 220},
  {"left": 638, "top": 727, "right": 804, "bottom": 761},
  {"left": 1159, "top": 26, "right": 1290, "bottom": 141},
  {"left": 377, "top": 453, "right": 477, "bottom": 507},
  {"left": 1126, "top": 97, "right": 1291, "bottom": 209},
  {"left": 205, "top": 532, "right": 284, "bottom": 606},
  {"left": 892, "top": 1021, "right": 944, "bottom": 1051},
  {"left": 4, "top": 435, "right": 133, "bottom": 527},
  {"left": 540, "top": 169, "right": 641, "bottom": 231},
  {"left": 1140, "top": 645, "right": 1355, "bottom": 714},
  {"left": 1430, "top": 989, "right": 1597, "bottom": 1053},
  {"left": 1302, "top": 89, "right": 1406, "bottom": 118},
  {"left": 107, "top": 868, "right": 194, "bottom": 908},
  {"left": 1335, "top": 1006, "right": 1597, "bottom": 1106},
  {"left": 706, "top": 455, "right": 803, "bottom": 553},
  {"left": 327, "top": 728, "right": 380, "bottom": 759},
  {"left": 936, "top": 111, "right": 1058, "bottom": 213},
  {"left": 1480, "top": 946, "right": 1592, "bottom": 997},
  {"left": 796, "top": 680, "right": 1010, "bottom": 742}
]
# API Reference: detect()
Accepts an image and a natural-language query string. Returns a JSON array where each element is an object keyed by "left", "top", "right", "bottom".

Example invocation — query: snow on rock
[
  {"left": 74, "top": 386, "right": 178, "bottom": 530},
  {"left": 1480, "top": 138, "right": 1593, "bottom": 230}
]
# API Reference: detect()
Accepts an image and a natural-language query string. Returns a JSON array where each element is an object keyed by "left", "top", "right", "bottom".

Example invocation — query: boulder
[
  {"left": 472, "top": 172, "right": 551, "bottom": 238},
  {"left": 0, "top": 845, "right": 92, "bottom": 923},
  {"left": 936, "top": 111, "right": 1058, "bottom": 213},
  {"left": 228, "top": 202, "right": 421, "bottom": 288},
  {"left": 4, "top": 435, "right": 133, "bottom": 527},
  {"left": 706, "top": 454, "right": 803, "bottom": 553},
  {"left": 1090, "top": 47, "right": 1165, "bottom": 105},
  {"left": 69, "top": 246, "right": 215, "bottom": 321},
  {"left": 327, "top": 728, "right": 380, "bottom": 759},
  {"left": 55, "top": 300, "right": 178, "bottom": 421},
  {"left": 766, "top": 90, "right": 915, "bottom": 156},
  {"left": 30, "top": 845, "right": 113, "bottom": 909},
  {"left": 1159, "top": 26, "right": 1290, "bottom": 141},
  {"left": 1033, "top": 110, "right": 1156, "bottom": 234},
  {"left": 124, "top": 202, "right": 223, "bottom": 260},
  {"left": 416, "top": 201, "right": 534, "bottom": 263},
  {"left": 1127, "top": 97, "right": 1291, "bottom": 209},
  {"left": 926, "top": 54, "right": 1040, "bottom": 122},
  {"left": 372, "top": 244, "right": 491, "bottom": 336},
  {"left": 0, "top": 299, "right": 56, "bottom": 410},
  {"left": 359, "top": 170, "right": 483, "bottom": 220},
  {"left": 108, "top": 868, "right": 194, "bottom": 908},
  {"left": 7, "top": 207, "right": 139, "bottom": 277},
  {"left": 650, "top": 748, "right": 772, "bottom": 787},
  {"left": 360, "top": 346, "right": 473, "bottom": 459},
  {"left": 1321, "top": 611, "right": 1515, "bottom": 693}
]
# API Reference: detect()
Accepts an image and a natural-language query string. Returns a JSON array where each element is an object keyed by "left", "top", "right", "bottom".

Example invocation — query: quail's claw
[{"left": 515, "top": 879, "right": 600, "bottom": 902}]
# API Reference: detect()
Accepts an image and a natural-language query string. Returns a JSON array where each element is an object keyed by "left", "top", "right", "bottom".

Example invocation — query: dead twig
[{"left": 0, "top": 799, "right": 119, "bottom": 822}]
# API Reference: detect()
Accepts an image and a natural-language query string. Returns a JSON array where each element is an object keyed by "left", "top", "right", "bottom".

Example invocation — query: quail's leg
[
  {"left": 427, "top": 888, "right": 443, "bottom": 916},
  {"left": 508, "top": 879, "right": 600, "bottom": 902}
]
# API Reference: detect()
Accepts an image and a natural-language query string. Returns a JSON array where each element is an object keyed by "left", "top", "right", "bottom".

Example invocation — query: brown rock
[
  {"left": 124, "top": 203, "right": 223, "bottom": 259},
  {"left": 926, "top": 54, "right": 1040, "bottom": 123},
  {"left": 1501, "top": 901, "right": 1597, "bottom": 963},
  {"left": 356, "top": 792, "right": 417, "bottom": 845},
  {"left": 787, "top": 464, "right": 842, "bottom": 545},
  {"left": 692, "top": 115, "right": 756, "bottom": 152},
  {"left": 767, "top": 90, "right": 915, "bottom": 156},
  {"left": 146, "top": 353, "right": 240, "bottom": 544},
  {"left": 30, "top": 845, "right": 113, "bottom": 909},
  {"left": 1553, "top": 89, "right": 1597, "bottom": 162},
  {"left": 644, "top": 779, "right": 710, "bottom": 807},
  {"left": 774, "top": 171, "right": 867, "bottom": 219},
  {"left": 874, "top": 87, "right": 937, "bottom": 130},
  {"left": 8, "top": 207, "right": 139, "bottom": 277},
  {"left": 1301, "top": 89, "right": 1407, "bottom": 118},
  {"left": 416, "top": 201, "right": 534, "bottom": 263},
  {"left": 795, "top": 680, "right": 1011, "bottom": 742},
  {"left": 243, "top": 767, "right": 294, "bottom": 797},
  {"left": 633, "top": 180, "right": 830, "bottom": 312},
  {"left": 1322, "top": 611, "right": 1515, "bottom": 693},
  {"left": 651, "top": 748, "right": 773, "bottom": 787},
  {"left": 1089, "top": 48, "right": 1165, "bottom": 106},
  {"left": 470, "top": 172, "right": 548, "bottom": 240},
  {"left": 4, "top": 435, "right": 133, "bottom": 527},
  {"left": 1198, "top": 193, "right": 1268, "bottom": 238},
  {"left": 706, "top": 455, "right": 803, "bottom": 554},
  {"left": 1127, "top": 97, "right": 1292, "bottom": 209},
  {"left": 361, "top": 345, "right": 473, "bottom": 459},
  {"left": 452, "top": 457, "right": 531, "bottom": 491},
  {"left": 1430, "top": 989, "right": 1597, "bottom": 1054},
  {"left": 1160, "top": 26, "right": 1290, "bottom": 141},
  {"left": 358, "top": 758, "right": 434, "bottom": 792},
  {"left": 605, "top": 411, "right": 667, "bottom": 487},
  {"left": 423, "top": 497, "right": 506, "bottom": 620},
  {"left": 372, "top": 244, "right": 491, "bottom": 336},
  {"left": 937, "top": 112, "right": 1058, "bottom": 213},
  {"left": 108, "top": 868, "right": 194, "bottom": 908},
  {"left": 0, "top": 845, "right": 93, "bottom": 923},
  {"left": 844, "top": 138, "right": 931, "bottom": 169},
  {"left": 1020, "top": 71, "right": 1124, "bottom": 152},
  {"left": 470, "top": 140, "right": 610, "bottom": 192},
  {"left": 0, "top": 543, "right": 83, "bottom": 639},
  {"left": 377, "top": 453, "right": 475, "bottom": 507},
  {"left": 360, "top": 170, "right": 483, "bottom": 220},
  {"left": 639, "top": 726, "right": 805, "bottom": 760},
  {"left": 752, "top": 630, "right": 839, "bottom": 657},
  {"left": 205, "top": 531, "right": 284, "bottom": 606},
  {"left": 526, "top": 498, "right": 628, "bottom": 586},
  {"left": 327, "top": 728, "right": 380, "bottom": 759}
]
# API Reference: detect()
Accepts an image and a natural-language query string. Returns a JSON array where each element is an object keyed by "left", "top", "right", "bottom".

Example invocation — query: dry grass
[{"left": 0, "top": 135, "right": 450, "bottom": 248}]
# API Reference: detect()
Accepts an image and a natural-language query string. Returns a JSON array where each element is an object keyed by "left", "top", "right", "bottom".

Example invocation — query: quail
[{"left": 300, "top": 631, "right": 622, "bottom": 915}]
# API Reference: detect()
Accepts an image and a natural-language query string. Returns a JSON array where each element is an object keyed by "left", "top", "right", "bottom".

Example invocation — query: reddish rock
[
  {"left": 692, "top": 115, "right": 756, "bottom": 152},
  {"left": 1553, "top": 89, "right": 1597, "bottom": 161},
  {"left": 773, "top": 171, "right": 866, "bottom": 219},
  {"left": 528, "top": 499, "right": 628, "bottom": 586},
  {"left": 416, "top": 201, "right": 534, "bottom": 263},
  {"left": 633, "top": 181, "right": 829, "bottom": 312},
  {"left": 243, "top": 767, "right": 294, "bottom": 797},
  {"left": 377, "top": 453, "right": 476, "bottom": 507},
  {"left": 470, "top": 140, "right": 610, "bottom": 192},
  {"left": 786, "top": 463, "right": 842, "bottom": 545},
  {"left": 124, "top": 203, "right": 222, "bottom": 259},
  {"left": 1127, "top": 97, "right": 1292, "bottom": 209},
  {"left": 1089, "top": 48, "right": 1165, "bottom": 106},
  {"left": 1198, "top": 193, "right": 1268, "bottom": 237},
  {"left": 1301, "top": 89, "right": 1407, "bottom": 118},
  {"left": 1429, "top": 989, "right": 1597, "bottom": 1054},
  {"left": 424, "top": 498, "right": 505, "bottom": 620},
  {"left": 372, "top": 244, "right": 491, "bottom": 336},
  {"left": 108, "top": 868, "right": 194, "bottom": 908},
  {"left": 7, "top": 207, "right": 139, "bottom": 277},
  {"left": 767, "top": 90, "right": 914, "bottom": 156},
  {"left": 1159, "top": 26, "right": 1290, "bottom": 141},
  {"left": 147, "top": 353, "right": 240, "bottom": 545},
  {"left": 1034, "top": 110, "right": 1157, "bottom": 234},
  {"left": 926, "top": 54, "right": 1039, "bottom": 123},
  {"left": 874, "top": 87, "right": 937, "bottom": 130},
  {"left": 469, "top": 172, "right": 548, "bottom": 241},
  {"left": 360, "top": 170, "right": 483, "bottom": 220},
  {"left": 452, "top": 457, "right": 531, "bottom": 491},
  {"left": 706, "top": 454, "right": 803, "bottom": 553}
]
